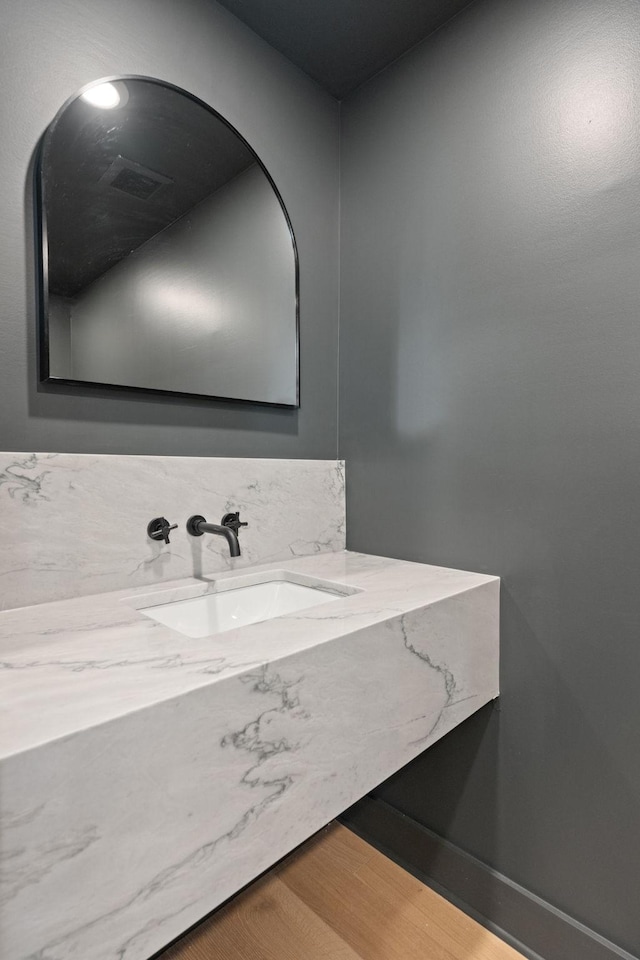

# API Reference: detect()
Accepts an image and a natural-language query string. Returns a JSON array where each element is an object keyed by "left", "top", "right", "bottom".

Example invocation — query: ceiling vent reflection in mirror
[
  {"left": 101, "top": 156, "right": 173, "bottom": 201},
  {"left": 36, "top": 76, "right": 300, "bottom": 407}
]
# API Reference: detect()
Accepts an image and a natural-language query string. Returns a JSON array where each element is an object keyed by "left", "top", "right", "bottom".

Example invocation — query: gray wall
[
  {"left": 340, "top": 0, "right": 640, "bottom": 954},
  {"left": 69, "top": 164, "right": 297, "bottom": 404},
  {"left": 0, "top": 0, "right": 339, "bottom": 457}
]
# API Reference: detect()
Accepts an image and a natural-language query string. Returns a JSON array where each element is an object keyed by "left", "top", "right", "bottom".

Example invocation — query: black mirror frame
[{"left": 35, "top": 75, "right": 300, "bottom": 409}]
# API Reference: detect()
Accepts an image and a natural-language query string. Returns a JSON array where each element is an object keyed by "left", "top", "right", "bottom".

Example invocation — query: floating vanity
[{"left": 0, "top": 549, "right": 498, "bottom": 960}]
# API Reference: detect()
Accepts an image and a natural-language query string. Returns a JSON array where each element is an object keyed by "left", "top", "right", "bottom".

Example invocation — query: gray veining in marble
[
  {"left": 0, "top": 550, "right": 499, "bottom": 960},
  {"left": 0, "top": 453, "right": 345, "bottom": 610}
]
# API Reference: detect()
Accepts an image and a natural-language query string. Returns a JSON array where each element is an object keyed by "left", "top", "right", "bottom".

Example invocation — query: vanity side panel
[{"left": 0, "top": 580, "right": 498, "bottom": 960}]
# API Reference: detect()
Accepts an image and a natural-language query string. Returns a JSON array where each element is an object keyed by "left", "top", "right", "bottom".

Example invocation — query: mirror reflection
[{"left": 38, "top": 77, "right": 299, "bottom": 406}]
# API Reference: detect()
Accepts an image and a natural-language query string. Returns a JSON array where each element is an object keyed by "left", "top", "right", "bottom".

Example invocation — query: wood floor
[{"left": 160, "top": 823, "right": 525, "bottom": 960}]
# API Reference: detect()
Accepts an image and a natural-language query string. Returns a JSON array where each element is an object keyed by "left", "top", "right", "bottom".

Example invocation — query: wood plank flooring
[{"left": 160, "top": 823, "right": 526, "bottom": 960}]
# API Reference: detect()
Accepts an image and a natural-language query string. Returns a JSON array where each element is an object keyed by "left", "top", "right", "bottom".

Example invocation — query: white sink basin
[{"left": 138, "top": 577, "right": 347, "bottom": 638}]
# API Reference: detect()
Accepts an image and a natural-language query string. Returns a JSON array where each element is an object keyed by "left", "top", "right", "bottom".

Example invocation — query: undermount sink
[{"left": 138, "top": 575, "right": 348, "bottom": 638}]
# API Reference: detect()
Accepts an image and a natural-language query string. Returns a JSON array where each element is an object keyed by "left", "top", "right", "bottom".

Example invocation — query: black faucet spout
[{"left": 186, "top": 514, "right": 244, "bottom": 557}]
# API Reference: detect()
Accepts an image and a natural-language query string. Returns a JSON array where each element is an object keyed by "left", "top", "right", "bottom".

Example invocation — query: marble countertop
[
  {"left": 0, "top": 550, "right": 497, "bottom": 759},
  {"left": 3, "top": 549, "right": 499, "bottom": 960}
]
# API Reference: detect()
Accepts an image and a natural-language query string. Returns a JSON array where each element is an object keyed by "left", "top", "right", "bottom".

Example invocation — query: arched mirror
[{"left": 36, "top": 77, "right": 299, "bottom": 407}]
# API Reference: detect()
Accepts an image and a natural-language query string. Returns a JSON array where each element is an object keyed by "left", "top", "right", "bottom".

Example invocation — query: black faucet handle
[
  {"left": 147, "top": 517, "right": 178, "bottom": 544},
  {"left": 221, "top": 511, "right": 248, "bottom": 534}
]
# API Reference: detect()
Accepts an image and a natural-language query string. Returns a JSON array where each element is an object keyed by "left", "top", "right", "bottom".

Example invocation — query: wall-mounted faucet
[{"left": 186, "top": 511, "right": 247, "bottom": 557}]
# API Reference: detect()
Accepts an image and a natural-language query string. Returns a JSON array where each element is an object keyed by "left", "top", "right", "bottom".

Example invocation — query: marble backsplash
[{"left": 0, "top": 453, "right": 345, "bottom": 610}]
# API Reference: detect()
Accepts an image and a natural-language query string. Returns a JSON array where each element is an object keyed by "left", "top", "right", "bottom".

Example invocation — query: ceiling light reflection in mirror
[{"left": 80, "top": 81, "right": 126, "bottom": 109}]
